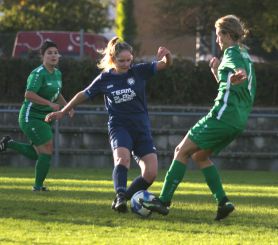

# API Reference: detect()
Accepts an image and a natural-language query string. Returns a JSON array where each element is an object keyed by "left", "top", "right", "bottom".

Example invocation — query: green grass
[{"left": 0, "top": 167, "right": 277, "bottom": 245}]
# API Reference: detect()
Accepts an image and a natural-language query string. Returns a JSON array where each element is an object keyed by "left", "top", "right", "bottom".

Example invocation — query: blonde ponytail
[{"left": 97, "top": 36, "right": 133, "bottom": 72}]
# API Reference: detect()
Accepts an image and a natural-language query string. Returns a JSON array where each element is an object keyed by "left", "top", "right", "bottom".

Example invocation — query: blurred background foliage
[
  {"left": 0, "top": 57, "right": 277, "bottom": 106},
  {"left": 0, "top": 0, "right": 277, "bottom": 106},
  {"left": 116, "top": 0, "right": 136, "bottom": 46},
  {"left": 0, "top": 0, "right": 112, "bottom": 33},
  {"left": 154, "top": 0, "right": 278, "bottom": 59}
]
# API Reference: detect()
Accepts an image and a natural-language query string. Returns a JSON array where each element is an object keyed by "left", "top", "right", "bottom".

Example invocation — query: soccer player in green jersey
[
  {"left": 140, "top": 15, "right": 256, "bottom": 220},
  {"left": 0, "top": 40, "right": 73, "bottom": 191}
]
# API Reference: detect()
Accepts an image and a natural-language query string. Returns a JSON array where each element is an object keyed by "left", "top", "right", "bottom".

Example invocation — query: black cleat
[
  {"left": 112, "top": 192, "right": 128, "bottom": 213},
  {"left": 32, "top": 186, "right": 50, "bottom": 192},
  {"left": 139, "top": 197, "right": 170, "bottom": 216},
  {"left": 0, "top": 136, "right": 11, "bottom": 152},
  {"left": 215, "top": 202, "right": 235, "bottom": 221}
]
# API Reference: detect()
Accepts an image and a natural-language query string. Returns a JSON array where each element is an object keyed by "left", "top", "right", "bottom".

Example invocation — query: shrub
[{"left": 0, "top": 57, "right": 277, "bottom": 106}]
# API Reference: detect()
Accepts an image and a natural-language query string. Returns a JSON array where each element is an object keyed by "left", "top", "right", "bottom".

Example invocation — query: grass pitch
[{"left": 0, "top": 167, "right": 277, "bottom": 245}]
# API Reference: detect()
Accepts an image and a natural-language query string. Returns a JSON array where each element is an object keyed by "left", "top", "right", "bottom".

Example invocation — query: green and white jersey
[
  {"left": 209, "top": 45, "right": 256, "bottom": 129},
  {"left": 19, "top": 65, "right": 62, "bottom": 120}
]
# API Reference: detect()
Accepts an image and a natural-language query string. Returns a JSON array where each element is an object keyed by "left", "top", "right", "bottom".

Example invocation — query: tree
[
  {"left": 155, "top": 0, "right": 278, "bottom": 55},
  {"left": 115, "top": 0, "right": 136, "bottom": 46},
  {"left": 0, "top": 0, "right": 113, "bottom": 33}
]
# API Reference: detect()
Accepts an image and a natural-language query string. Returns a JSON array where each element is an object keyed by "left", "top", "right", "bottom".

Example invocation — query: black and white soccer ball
[{"left": 130, "top": 190, "right": 155, "bottom": 217}]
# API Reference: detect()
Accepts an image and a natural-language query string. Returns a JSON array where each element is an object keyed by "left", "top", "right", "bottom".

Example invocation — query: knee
[
  {"left": 45, "top": 142, "right": 53, "bottom": 154},
  {"left": 114, "top": 155, "right": 130, "bottom": 167},
  {"left": 174, "top": 145, "right": 190, "bottom": 162},
  {"left": 141, "top": 165, "right": 157, "bottom": 183},
  {"left": 37, "top": 141, "right": 53, "bottom": 155},
  {"left": 143, "top": 173, "right": 156, "bottom": 184},
  {"left": 191, "top": 153, "right": 202, "bottom": 162},
  {"left": 191, "top": 152, "right": 211, "bottom": 168},
  {"left": 174, "top": 145, "right": 181, "bottom": 156}
]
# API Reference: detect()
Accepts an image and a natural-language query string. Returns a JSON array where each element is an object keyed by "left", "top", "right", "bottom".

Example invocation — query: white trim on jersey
[
  {"left": 25, "top": 102, "right": 32, "bottom": 123},
  {"left": 217, "top": 72, "right": 233, "bottom": 120},
  {"left": 37, "top": 65, "right": 44, "bottom": 72},
  {"left": 247, "top": 63, "right": 253, "bottom": 97}
]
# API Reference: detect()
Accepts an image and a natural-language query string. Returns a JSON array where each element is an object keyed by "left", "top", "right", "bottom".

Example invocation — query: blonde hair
[
  {"left": 97, "top": 36, "right": 133, "bottom": 72},
  {"left": 215, "top": 15, "right": 249, "bottom": 42}
]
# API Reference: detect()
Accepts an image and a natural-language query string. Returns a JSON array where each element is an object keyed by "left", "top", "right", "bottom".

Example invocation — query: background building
[{"left": 133, "top": 0, "right": 196, "bottom": 61}]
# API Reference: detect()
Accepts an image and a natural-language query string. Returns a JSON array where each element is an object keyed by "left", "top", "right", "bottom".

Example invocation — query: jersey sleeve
[
  {"left": 224, "top": 48, "right": 245, "bottom": 70},
  {"left": 133, "top": 62, "right": 157, "bottom": 80},
  {"left": 83, "top": 74, "right": 103, "bottom": 99},
  {"left": 26, "top": 71, "right": 43, "bottom": 93},
  {"left": 218, "top": 48, "right": 245, "bottom": 82}
]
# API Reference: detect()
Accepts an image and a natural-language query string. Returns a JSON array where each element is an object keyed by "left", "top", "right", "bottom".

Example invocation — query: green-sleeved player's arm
[
  {"left": 25, "top": 72, "right": 57, "bottom": 108},
  {"left": 45, "top": 91, "right": 88, "bottom": 122},
  {"left": 219, "top": 47, "right": 247, "bottom": 85},
  {"left": 26, "top": 71, "right": 43, "bottom": 93}
]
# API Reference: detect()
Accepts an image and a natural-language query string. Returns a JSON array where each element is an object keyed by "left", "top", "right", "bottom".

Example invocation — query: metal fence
[{"left": 1, "top": 106, "right": 278, "bottom": 167}]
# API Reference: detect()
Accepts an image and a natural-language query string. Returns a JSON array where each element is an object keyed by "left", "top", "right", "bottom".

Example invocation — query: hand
[
  {"left": 68, "top": 108, "right": 75, "bottom": 118},
  {"left": 230, "top": 69, "right": 247, "bottom": 85},
  {"left": 49, "top": 102, "right": 60, "bottom": 111},
  {"left": 45, "top": 111, "right": 65, "bottom": 123},
  {"left": 209, "top": 57, "right": 220, "bottom": 74},
  {"left": 156, "top": 47, "right": 171, "bottom": 60}
]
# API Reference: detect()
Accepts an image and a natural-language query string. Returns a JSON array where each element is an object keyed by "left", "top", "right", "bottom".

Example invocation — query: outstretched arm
[
  {"left": 25, "top": 91, "right": 60, "bottom": 111},
  {"left": 230, "top": 68, "right": 247, "bottom": 85},
  {"left": 45, "top": 91, "right": 88, "bottom": 122},
  {"left": 210, "top": 57, "right": 247, "bottom": 85},
  {"left": 57, "top": 94, "right": 74, "bottom": 118},
  {"left": 209, "top": 57, "right": 220, "bottom": 83},
  {"left": 156, "top": 47, "right": 173, "bottom": 71}
]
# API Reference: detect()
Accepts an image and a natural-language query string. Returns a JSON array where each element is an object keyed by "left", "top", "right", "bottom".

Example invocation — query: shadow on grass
[
  {"left": 0, "top": 187, "right": 277, "bottom": 232},
  {"left": 1, "top": 167, "right": 278, "bottom": 186},
  {"left": 0, "top": 167, "right": 277, "bottom": 233},
  {"left": 0, "top": 184, "right": 277, "bottom": 207}
]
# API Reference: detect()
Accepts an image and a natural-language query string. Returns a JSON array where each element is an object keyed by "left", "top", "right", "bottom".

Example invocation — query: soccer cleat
[
  {"left": 111, "top": 192, "right": 128, "bottom": 213},
  {"left": 0, "top": 136, "right": 11, "bottom": 152},
  {"left": 111, "top": 198, "right": 116, "bottom": 210},
  {"left": 139, "top": 197, "right": 170, "bottom": 216},
  {"left": 215, "top": 202, "right": 235, "bottom": 221},
  {"left": 32, "top": 186, "right": 50, "bottom": 192}
]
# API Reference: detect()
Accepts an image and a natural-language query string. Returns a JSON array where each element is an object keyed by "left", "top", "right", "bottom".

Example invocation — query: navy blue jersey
[{"left": 84, "top": 62, "right": 157, "bottom": 130}]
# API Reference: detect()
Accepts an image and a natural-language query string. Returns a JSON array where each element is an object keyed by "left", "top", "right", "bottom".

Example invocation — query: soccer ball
[{"left": 130, "top": 190, "right": 155, "bottom": 217}]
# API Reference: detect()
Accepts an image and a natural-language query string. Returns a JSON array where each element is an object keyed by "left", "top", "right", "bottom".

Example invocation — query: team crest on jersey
[{"left": 127, "top": 77, "right": 135, "bottom": 86}]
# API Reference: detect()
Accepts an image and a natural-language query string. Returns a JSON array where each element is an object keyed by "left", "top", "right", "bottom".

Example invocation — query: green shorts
[
  {"left": 188, "top": 115, "right": 243, "bottom": 155},
  {"left": 19, "top": 117, "right": 53, "bottom": 146}
]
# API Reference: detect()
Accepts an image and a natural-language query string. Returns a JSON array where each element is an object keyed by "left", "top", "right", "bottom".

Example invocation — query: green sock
[
  {"left": 7, "top": 140, "right": 38, "bottom": 160},
  {"left": 202, "top": 165, "right": 226, "bottom": 204},
  {"left": 159, "top": 160, "right": 187, "bottom": 203},
  {"left": 34, "top": 154, "right": 51, "bottom": 188}
]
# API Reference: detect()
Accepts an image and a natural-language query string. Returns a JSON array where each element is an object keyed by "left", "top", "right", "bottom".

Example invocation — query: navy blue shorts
[{"left": 109, "top": 126, "right": 156, "bottom": 159}]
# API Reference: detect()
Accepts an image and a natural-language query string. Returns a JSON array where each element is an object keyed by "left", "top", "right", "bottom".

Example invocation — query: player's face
[
  {"left": 43, "top": 47, "right": 59, "bottom": 67},
  {"left": 216, "top": 27, "right": 232, "bottom": 51},
  {"left": 114, "top": 50, "right": 133, "bottom": 73}
]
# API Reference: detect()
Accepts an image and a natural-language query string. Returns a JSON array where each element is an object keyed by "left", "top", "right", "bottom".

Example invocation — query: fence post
[{"left": 80, "top": 29, "right": 84, "bottom": 59}]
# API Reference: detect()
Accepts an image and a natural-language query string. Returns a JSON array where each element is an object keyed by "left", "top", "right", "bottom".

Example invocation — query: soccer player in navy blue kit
[{"left": 45, "top": 36, "right": 172, "bottom": 212}]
